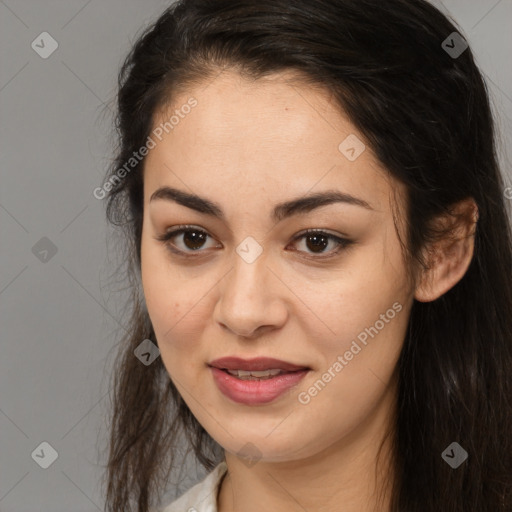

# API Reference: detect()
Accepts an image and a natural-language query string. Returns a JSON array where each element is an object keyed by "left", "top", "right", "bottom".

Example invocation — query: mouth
[
  {"left": 208, "top": 356, "right": 310, "bottom": 375},
  {"left": 219, "top": 368, "right": 294, "bottom": 380},
  {"left": 207, "top": 356, "right": 311, "bottom": 403}
]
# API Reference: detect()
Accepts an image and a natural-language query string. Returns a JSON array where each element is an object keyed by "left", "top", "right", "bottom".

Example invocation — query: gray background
[{"left": 1, "top": 1, "right": 511, "bottom": 511}]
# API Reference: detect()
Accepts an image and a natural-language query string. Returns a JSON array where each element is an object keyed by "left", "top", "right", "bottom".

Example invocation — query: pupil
[
  {"left": 306, "top": 234, "right": 328, "bottom": 253},
  {"left": 184, "top": 231, "right": 206, "bottom": 250}
]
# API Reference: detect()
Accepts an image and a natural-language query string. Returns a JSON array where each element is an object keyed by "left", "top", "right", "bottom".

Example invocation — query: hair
[{"left": 101, "top": 0, "right": 512, "bottom": 510}]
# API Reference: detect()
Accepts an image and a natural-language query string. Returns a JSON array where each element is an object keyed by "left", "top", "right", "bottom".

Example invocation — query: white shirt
[{"left": 158, "top": 461, "right": 228, "bottom": 512}]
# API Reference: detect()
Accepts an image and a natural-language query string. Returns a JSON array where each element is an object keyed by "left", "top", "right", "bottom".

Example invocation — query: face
[{"left": 140, "top": 69, "right": 414, "bottom": 463}]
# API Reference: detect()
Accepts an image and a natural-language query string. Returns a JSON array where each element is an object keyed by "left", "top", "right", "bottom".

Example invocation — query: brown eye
[
  {"left": 155, "top": 226, "right": 352, "bottom": 260},
  {"left": 304, "top": 233, "right": 330, "bottom": 253},
  {"left": 155, "top": 226, "right": 219, "bottom": 255},
  {"left": 180, "top": 229, "right": 208, "bottom": 250},
  {"left": 290, "top": 229, "right": 353, "bottom": 258}
]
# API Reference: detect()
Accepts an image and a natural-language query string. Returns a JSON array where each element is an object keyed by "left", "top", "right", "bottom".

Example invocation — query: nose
[{"left": 213, "top": 252, "right": 288, "bottom": 339}]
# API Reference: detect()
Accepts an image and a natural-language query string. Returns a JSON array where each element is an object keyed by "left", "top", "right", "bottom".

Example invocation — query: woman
[{"left": 102, "top": 0, "right": 512, "bottom": 511}]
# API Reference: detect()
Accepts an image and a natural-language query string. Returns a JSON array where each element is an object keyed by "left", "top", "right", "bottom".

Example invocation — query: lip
[
  {"left": 208, "top": 356, "right": 309, "bottom": 372},
  {"left": 208, "top": 357, "right": 310, "bottom": 405}
]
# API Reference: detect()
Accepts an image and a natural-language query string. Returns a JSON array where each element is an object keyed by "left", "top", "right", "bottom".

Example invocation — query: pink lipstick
[{"left": 208, "top": 356, "right": 310, "bottom": 405}]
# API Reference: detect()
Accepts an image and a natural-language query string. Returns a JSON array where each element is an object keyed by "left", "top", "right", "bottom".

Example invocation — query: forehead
[{"left": 143, "top": 69, "right": 401, "bottom": 216}]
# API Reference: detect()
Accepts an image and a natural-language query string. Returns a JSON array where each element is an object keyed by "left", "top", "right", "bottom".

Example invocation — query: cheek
[
  {"left": 141, "top": 245, "right": 168, "bottom": 328},
  {"left": 309, "top": 268, "right": 406, "bottom": 351},
  {"left": 141, "top": 239, "right": 187, "bottom": 346},
  {"left": 140, "top": 251, "right": 210, "bottom": 371},
  {"left": 314, "top": 279, "right": 408, "bottom": 404},
  {"left": 305, "top": 251, "right": 409, "bottom": 391}
]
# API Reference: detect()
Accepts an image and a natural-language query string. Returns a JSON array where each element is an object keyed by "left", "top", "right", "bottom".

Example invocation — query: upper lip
[{"left": 208, "top": 357, "right": 309, "bottom": 372}]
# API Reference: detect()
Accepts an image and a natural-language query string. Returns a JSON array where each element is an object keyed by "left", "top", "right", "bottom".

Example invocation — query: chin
[{"left": 216, "top": 428, "right": 311, "bottom": 463}]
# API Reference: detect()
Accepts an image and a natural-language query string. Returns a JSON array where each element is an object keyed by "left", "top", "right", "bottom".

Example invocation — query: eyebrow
[{"left": 149, "top": 186, "right": 374, "bottom": 222}]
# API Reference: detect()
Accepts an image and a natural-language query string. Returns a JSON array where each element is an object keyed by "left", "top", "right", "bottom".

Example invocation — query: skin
[{"left": 140, "top": 69, "right": 477, "bottom": 511}]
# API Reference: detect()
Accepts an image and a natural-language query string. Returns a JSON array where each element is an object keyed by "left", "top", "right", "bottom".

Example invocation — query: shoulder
[{"left": 156, "top": 461, "right": 228, "bottom": 512}]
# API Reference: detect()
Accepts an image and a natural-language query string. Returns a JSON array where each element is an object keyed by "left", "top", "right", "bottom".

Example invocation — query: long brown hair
[{"left": 100, "top": 0, "right": 512, "bottom": 510}]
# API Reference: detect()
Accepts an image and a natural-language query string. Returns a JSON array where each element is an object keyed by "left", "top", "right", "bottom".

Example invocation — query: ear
[{"left": 414, "top": 197, "right": 479, "bottom": 303}]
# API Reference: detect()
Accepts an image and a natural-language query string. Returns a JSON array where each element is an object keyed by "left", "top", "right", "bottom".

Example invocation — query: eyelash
[{"left": 154, "top": 225, "right": 353, "bottom": 260}]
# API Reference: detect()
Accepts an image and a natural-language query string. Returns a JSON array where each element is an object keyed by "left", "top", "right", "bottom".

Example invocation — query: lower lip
[{"left": 209, "top": 367, "right": 309, "bottom": 405}]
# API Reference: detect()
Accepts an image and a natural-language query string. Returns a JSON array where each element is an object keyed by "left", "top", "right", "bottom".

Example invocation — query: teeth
[{"left": 226, "top": 368, "right": 284, "bottom": 380}]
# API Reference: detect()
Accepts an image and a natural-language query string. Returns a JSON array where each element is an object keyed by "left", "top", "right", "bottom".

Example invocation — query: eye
[
  {"left": 154, "top": 225, "right": 219, "bottom": 255},
  {"left": 288, "top": 229, "right": 353, "bottom": 259},
  {"left": 154, "top": 225, "right": 353, "bottom": 259}
]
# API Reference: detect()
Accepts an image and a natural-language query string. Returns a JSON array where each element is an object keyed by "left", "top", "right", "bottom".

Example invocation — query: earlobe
[{"left": 414, "top": 198, "right": 479, "bottom": 303}]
